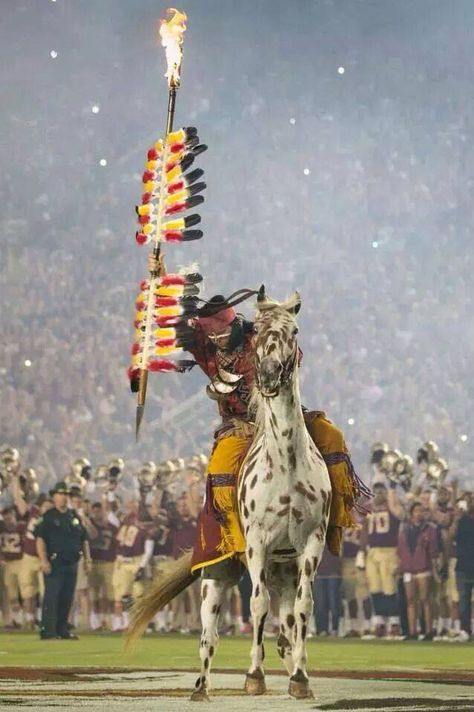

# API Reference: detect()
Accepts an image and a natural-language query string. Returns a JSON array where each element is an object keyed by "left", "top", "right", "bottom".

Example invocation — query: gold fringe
[
  {"left": 216, "top": 525, "right": 236, "bottom": 555},
  {"left": 212, "top": 485, "right": 236, "bottom": 514},
  {"left": 200, "top": 522, "right": 206, "bottom": 550}
]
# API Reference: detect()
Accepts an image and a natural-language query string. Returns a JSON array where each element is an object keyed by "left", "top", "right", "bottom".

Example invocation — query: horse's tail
[{"left": 125, "top": 549, "right": 197, "bottom": 650}]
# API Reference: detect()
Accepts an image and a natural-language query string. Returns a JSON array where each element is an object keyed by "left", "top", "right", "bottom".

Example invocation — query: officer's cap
[{"left": 50, "top": 481, "right": 70, "bottom": 495}]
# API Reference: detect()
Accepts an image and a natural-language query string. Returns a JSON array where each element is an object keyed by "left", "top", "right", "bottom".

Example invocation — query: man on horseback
[{"left": 145, "top": 258, "right": 365, "bottom": 574}]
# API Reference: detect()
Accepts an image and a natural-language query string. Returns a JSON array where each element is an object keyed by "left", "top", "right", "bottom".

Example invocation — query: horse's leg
[
  {"left": 276, "top": 565, "right": 298, "bottom": 675},
  {"left": 190, "top": 578, "right": 227, "bottom": 702},
  {"left": 290, "top": 531, "right": 325, "bottom": 699},
  {"left": 244, "top": 545, "right": 270, "bottom": 695}
]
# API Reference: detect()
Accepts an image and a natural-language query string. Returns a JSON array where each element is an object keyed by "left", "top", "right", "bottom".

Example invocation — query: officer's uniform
[{"left": 35, "top": 487, "right": 88, "bottom": 639}]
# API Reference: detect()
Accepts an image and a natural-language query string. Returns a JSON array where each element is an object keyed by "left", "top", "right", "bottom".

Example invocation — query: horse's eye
[
  {"left": 293, "top": 327, "right": 299, "bottom": 336},
  {"left": 252, "top": 324, "right": 259, "bottom": 334}
]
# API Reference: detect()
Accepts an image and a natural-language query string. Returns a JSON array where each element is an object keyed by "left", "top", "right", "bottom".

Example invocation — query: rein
[
  {"left": 198, "top": 288, "right": 259, "bottom": 317},
  {"left": 255, "top": 342, "right": 299, "bottom": 395}
]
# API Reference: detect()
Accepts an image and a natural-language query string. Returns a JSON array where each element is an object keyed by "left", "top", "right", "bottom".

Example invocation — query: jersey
[
  {"left": 343, "top": 527, "right": 361, "bottom": 559},
  {"left": 115, "top": 516, "right": 149, "bottom": 557},
  {"left": 23, "top": 505, "right": 42, "bottom": 557},
  {"left": 0, "top": 520, "right": 26, "bottom": 561},
  {"left": 89, "top": 521, "right": 118, "bottom": 562},
  {"left": 367, "top": 507, "right": 400, "bottom": 548}
]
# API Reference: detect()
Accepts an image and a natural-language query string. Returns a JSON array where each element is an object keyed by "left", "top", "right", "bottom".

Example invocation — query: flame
[{"left": 159, "top": 8, "right": 187, "bottom": 87}]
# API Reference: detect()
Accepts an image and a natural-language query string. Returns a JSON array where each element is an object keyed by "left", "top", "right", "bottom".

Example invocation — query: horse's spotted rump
[
  {"left": 248, "top": 546, "right": 253, "bottom": 559},
  {"left": 279, "top": 495, "right": 290, "bottom": 504},
  {"left": 250, "top": 499, "right": 256, "bottom": 512},
  {"left": 250, "top": 474, "right": 258, "bottom": 489},
  {"left": 202, "top": 584, "right": 208, "bottom": 600},
  {"left": 287, "top": 613, "right": 295, "bottom": 628}
]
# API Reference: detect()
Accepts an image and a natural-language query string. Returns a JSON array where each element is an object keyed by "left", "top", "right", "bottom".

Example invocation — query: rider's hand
[{"left": 147, "top": 252, "right": 165, "bottom": 275}]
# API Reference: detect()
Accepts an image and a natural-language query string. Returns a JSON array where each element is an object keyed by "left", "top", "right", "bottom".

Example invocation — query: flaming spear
[{"left": 130, "top": 8, "right": 207, "bottom": 438}]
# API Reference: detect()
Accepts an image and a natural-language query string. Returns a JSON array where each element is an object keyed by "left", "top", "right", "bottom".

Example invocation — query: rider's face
[{"left": 208, "top": 327, "right": 232, "bottom": 349}]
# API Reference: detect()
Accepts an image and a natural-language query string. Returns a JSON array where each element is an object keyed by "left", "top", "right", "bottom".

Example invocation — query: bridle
[{"left": 255, "top": 338, "right": 299, "bottom": 396}]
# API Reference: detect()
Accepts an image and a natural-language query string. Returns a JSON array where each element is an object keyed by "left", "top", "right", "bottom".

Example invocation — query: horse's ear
[
  {"left": 257, "top": 284, "right": 266, "bottom": 304},
  {"left": 287, "top": 291, "right": 301, "bottom": 315}
]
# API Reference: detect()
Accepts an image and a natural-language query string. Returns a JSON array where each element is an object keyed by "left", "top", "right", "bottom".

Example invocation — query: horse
[{"left": 126, "top": 287, "right": 332, "bottom": 701}]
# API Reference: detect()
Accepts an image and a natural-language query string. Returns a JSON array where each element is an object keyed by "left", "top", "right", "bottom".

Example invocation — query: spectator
[
  {"left": 451, "top": 494, "right": 474, "bottom": 641},
  {"left": 398, "top": 502, "right": 439, "bottom": 640}
]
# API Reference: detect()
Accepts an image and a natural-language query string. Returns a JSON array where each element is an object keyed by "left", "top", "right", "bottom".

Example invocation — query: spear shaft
[{"left": 136, "top": 84, "right": 178, "bottom": 439}]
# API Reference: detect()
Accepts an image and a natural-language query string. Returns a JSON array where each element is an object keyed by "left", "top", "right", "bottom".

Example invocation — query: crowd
[{"left": 0, "top": 449, "right": 472, "bottom": 642}]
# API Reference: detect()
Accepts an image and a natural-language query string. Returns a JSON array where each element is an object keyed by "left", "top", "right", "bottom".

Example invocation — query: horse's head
[{"left": 253, "top": 285, "right": 301, "bottom": 398}]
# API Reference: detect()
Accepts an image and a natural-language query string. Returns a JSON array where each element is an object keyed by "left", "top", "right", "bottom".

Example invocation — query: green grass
[{"left": 0, "top": 633, "right": 472, "bottom": 672}]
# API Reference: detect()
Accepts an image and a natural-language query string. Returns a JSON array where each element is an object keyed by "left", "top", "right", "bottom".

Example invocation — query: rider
[{"left": 145, "top": 255, "right": 367, "bottom": 575}]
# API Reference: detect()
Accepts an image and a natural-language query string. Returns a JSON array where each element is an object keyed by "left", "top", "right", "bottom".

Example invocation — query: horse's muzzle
[{"left": 258, "top": 357, "right": 282, "bottom": 397}]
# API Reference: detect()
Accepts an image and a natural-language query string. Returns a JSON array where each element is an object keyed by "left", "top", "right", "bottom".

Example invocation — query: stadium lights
[
  {"left": 372, "top": 241, "right": 379, "bottom": 248},
  {"left": 459, "top": 434, "right": 468, "bottom": 442},
  {"left": 24, "top": 360, "right": 32, "bottom": 367},
  {"left": 91, "top": 105, "right": 100, "bottom": 114},
  {"left": 289, "top": 117, "right": 296, "bottom": 125},
  {"left": 50, "top": 50, "right": 58, "bottom": 59},
  {"left": 99, "top": 158, "right": 108, "bottom": 167},
  {"left": 338, "top": 66, "right": 345, "bottom": 74},
  {"left": 347, "top": 417, "right": 355, "bottom": 425},
  {"left": 303, "top": 168, "right": 310, "bottom": 175}
]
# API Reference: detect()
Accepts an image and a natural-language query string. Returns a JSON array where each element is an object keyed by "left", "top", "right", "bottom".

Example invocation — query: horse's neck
[{"left": 259, "top": 369, "right": 307, "bottom": 444}]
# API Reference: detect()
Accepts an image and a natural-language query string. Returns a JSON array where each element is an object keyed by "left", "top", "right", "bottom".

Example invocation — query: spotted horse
[{"left": 126, "top": 288, "right": 332, "bottom": 701}]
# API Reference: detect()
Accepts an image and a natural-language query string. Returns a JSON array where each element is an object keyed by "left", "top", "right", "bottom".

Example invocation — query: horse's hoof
[
  {"left": 190, "top": 688, "right": 211, "bottom": 702},
  {"left": 288, "top": 679, "right": 314, "bottom": 699},
  {"left": 244, "top": 671, "right": 266, "bottom": 696}
]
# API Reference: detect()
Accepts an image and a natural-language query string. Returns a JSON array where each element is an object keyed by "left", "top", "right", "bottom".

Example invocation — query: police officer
[{"left": 35, "top": 481, "right": 91, "bottom": 640}]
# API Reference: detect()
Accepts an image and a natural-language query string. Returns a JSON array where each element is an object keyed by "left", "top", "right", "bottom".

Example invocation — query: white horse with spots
[
  {"left": 237, "top": 288, "right": 331, "bottom": 699},
  {"left": 126, "top": 288, "right": 332, "bottom": 701}
]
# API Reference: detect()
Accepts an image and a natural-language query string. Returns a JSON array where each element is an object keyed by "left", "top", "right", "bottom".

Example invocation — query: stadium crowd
[{"left": 0, "top": 447, "right": 472, "bottom": 642}]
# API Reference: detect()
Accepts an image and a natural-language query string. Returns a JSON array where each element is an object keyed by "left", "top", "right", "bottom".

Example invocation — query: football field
[{"left": 0, "top": 633, "right": 472, "bottom": 711}]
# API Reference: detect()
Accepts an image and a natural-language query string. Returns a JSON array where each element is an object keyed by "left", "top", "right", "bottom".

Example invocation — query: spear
[{"left": 136, "top": 8, "right": 188, "bottom": 439}]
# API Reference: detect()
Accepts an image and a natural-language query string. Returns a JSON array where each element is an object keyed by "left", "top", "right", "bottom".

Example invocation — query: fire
[{"left": 159, "top": 8, "right": 187, "bottom": 87}]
